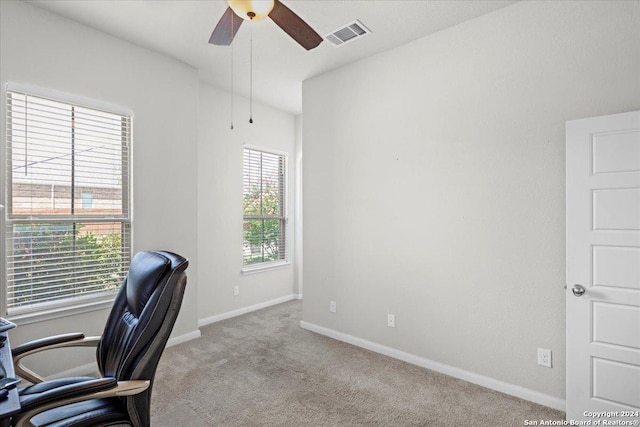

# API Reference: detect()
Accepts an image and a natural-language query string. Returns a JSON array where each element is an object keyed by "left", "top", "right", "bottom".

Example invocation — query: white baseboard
[
  {"left": 299, "top": 320, "right": 566, "bottom": 412},
  {"left": 198, "top": 294, "right": 300, "bottom": 328},
  {"left": 166, "top": 329, "right": 201, "bottom": 348}
]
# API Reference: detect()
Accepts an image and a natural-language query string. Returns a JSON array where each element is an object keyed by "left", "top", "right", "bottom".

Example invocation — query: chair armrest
[
  {"left": 13, "top": 380, "right": 150, "bottom": 427},
  {"left": 19, "top": 377, "right": 118, "bottom": 411},
  {"left": 12, "top": 333, "right": 86, "bottom": 358},
  {"left": 12, "top": 334, "right": 101, "bottom": 384}
]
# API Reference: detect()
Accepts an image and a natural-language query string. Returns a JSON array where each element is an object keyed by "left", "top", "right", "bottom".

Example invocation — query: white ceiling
[{"left": 27, "top": 0, "right": 516, "bottom": 115}]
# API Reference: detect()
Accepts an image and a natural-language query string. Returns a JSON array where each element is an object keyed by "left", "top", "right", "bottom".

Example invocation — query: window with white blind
[
  {"left": 4, "top": 89, "right": 131, "bottom": 316},
  {"left": 242, "top": 147, "right": 287, "bottom": 269}
]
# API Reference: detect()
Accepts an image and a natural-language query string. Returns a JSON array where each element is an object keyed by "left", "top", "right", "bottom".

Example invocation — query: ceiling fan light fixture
[{"left": 227, "top": 0, "right": 275, "bottom": 21}]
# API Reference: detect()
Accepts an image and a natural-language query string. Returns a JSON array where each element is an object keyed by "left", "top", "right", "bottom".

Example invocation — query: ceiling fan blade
[
  {"left": 209, "top": 7, "right": 243, "bottom": 45},
  {"left": 268, "top": 0, "right": 323, "bottom": 50}
]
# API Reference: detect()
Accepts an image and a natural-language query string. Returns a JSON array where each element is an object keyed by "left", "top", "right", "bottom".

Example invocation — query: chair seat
[{"left": 28, "top": 398, "right": 131, "bottom": 427}]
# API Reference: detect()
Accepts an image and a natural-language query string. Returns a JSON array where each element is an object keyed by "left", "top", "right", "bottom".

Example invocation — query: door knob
[{"left": 572, "top": 284, "right": 586, "bottom": 297}]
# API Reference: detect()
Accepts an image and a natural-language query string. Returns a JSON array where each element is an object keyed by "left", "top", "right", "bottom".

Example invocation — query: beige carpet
[{"left": 151, "top": 300, "right": 564, "bottom": 426}]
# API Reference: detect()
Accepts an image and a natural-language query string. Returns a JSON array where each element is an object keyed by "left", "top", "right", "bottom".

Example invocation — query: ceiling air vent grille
[{"left": 325, "top": 20, "right": 371, "bottom": 47}]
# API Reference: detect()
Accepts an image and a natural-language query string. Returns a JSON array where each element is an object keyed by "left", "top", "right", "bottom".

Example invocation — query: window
[
  {"left": 242, "top": 147, "right": 287, "bottom": 269},
  {"left": 4, "top": 89, "right": 131, "bottom": 316},
  {"left": 81, "top": 191, "right": 94, "bottom": 209}
]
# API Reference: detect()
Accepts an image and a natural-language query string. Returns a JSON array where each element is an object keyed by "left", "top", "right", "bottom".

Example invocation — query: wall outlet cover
[
  {"left": 329, "top": 301, "right": 337, "bottom": 313},
  {"left": 538, "top": 348, "right": 552, "bottom": 368},
  {"left": 387, "top": 314, "right": 395, "bottom": 328}
]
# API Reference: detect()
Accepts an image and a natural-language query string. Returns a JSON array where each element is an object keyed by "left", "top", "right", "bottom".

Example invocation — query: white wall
[
  {"left": 302, "top": 0, "right": 640, "bottom": 402},
  {"left": 0, "top": 0, "right": 200, "bottom": 376},
  {"left": 197, "top": 82, "right": 296, "bottom": 324}
]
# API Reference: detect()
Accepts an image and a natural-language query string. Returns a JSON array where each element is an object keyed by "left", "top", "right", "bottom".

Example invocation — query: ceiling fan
[{"left": 209, "top": 0, "right": 323, "bottom": 50}]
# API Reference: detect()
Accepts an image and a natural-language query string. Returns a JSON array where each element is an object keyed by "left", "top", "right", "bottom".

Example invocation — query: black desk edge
[{"left": 0, "top": 331, "right": 21, "bottom": 425}]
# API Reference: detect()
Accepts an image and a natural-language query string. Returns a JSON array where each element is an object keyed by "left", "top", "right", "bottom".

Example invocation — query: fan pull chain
[
  {"left": 230, "top": 15, "right": 235, "bottom": 130},
  {"left": 249, "top": 23, "right": 254, "bottom": 124}
]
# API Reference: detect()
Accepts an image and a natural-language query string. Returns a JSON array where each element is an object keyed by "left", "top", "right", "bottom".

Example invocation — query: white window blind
[
  {"left": 242, "top": 148, "right": 287, "bottom": 267},
  {"left": 5, "top": 90, "right": 131, "bottom": 315}
]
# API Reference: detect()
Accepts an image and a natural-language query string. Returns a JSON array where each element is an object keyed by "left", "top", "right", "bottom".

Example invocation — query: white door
[{"left": 566, "top": 111, "right": 640, "bottom": 423}]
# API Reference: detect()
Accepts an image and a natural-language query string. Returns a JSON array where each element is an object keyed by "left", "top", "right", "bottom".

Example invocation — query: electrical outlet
[
  {"left": 233, "top": 286, "right": 239, "bottom": 296},
  {"left": 538, "top": 348, "right": 552, "bottom": 368},
  {"left": 387, "top": 314, "right": 395, "bottom": 328},
  {"left": 329, "top": 301, "right": 337, "bottom": 313}
]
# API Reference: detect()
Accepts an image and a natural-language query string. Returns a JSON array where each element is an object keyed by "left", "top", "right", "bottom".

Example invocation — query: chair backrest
[{"left": 96, "top": 250, "right": 188, "bottom": 427}]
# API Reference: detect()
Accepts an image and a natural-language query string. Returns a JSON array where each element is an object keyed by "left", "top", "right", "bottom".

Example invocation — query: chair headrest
[{"left": 126, "top": 251, "right": 171, "bottom": 317}]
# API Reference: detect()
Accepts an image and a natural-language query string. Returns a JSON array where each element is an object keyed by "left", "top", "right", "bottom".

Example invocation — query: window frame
[
  {"left": 1, "top": 83, "right": 133, "bottom": 323},
  {"left": 241, "top": 145, "right": 289, "bottom": 274}
]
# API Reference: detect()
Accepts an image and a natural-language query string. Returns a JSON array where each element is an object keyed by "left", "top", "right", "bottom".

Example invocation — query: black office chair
[{"left": 9, "top": 251, "right": 188, "bottom": 427}]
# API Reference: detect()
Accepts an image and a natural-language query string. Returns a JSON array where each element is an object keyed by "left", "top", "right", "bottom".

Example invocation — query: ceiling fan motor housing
[{"left": 227, "top": 0, "right": 275, "bottom": 20}]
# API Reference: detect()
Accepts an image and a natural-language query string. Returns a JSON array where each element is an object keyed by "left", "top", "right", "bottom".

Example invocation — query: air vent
[{"left": 325, "top": 20, "right": 371, "bottom": 47}]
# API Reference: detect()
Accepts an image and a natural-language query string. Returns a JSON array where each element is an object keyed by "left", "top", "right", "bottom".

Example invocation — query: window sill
[
  {"left": 7, "top": 297, "right": 115, "bottom": 327},
  {"left": 241, "top": 261, "right": 291, "bottom": 275}
]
